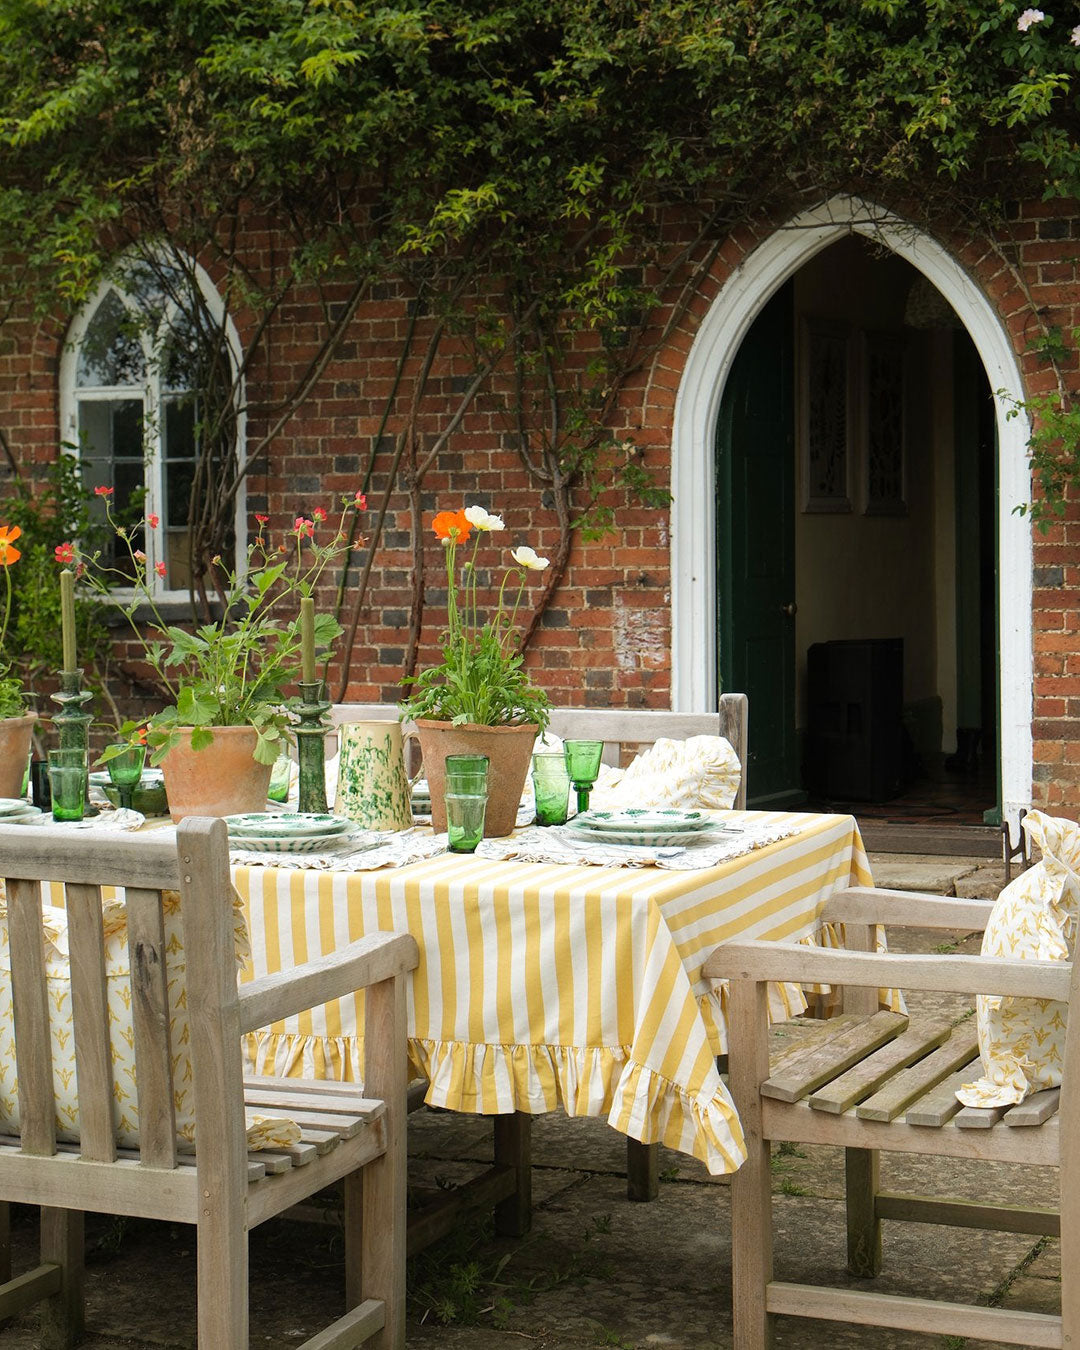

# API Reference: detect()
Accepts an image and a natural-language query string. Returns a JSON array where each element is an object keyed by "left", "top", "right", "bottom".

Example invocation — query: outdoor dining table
[{"left": 231, "top": 809, "right": 873, "bottom": 1177}]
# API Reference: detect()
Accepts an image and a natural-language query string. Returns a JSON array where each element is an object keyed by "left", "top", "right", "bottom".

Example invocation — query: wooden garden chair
[
  {"left": 0, "top": 818, "right": 417, "bottom": 1349},
  {"left": 704, "top": 884, "right": 1075, "bottom": 1348}
]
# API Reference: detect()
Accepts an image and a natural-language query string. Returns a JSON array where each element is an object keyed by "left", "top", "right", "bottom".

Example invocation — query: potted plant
[
  {"left": 400, "top": 504, "right": 551, "bottom": 836},
  {"left": 66, "top": 492, "right": 364, "bottom": 819},
  {"left": 0, "top": 525, "right": 36, "bottom": 798}
]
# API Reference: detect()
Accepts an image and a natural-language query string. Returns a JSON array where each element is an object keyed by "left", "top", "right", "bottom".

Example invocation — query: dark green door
[{"left": 716, "top": 283, "right": 802, "bottom": 805}]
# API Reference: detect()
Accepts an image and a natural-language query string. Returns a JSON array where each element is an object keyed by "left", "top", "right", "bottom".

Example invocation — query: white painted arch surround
[{"left": 670, "top": 195, "right": 1033, "bottom": 823}]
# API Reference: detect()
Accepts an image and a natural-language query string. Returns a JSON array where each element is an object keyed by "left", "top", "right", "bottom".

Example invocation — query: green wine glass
[
  {"left": 563, "top": 740, "right": 604, "bottom": 815},
  {"left": 106, "top": 743, "right": 146, "bottom": 812}
]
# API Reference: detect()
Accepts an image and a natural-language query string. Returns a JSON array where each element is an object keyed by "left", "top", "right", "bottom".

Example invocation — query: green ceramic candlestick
[
  {"left": 51, "top": 668, "right": 99, "bottom": 817},
  {"left": 294, "top": 679, "right": 330, "bottom": 814}
]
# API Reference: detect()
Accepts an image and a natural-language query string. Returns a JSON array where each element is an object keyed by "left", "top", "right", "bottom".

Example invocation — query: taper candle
[
  {"left": 60, "top": 569, "right": 76, "bottom": 672},
  {"left": 300, "top": 597, "right": 316, "bottom": 684}
]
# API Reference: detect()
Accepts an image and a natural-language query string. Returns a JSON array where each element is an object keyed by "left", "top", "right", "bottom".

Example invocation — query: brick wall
[{"left": 3, "top": 196, "right": 1080, "bottom": 808}]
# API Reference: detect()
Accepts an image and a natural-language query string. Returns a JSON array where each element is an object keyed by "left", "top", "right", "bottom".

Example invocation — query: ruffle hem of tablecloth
[{"left": 244, "top": 1029, "right": 746, "bottom": 1175}]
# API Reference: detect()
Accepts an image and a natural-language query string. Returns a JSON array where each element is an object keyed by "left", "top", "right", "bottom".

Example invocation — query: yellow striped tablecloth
[{"left": 233, "top": 809, "right": 872, "bottom": 1176}]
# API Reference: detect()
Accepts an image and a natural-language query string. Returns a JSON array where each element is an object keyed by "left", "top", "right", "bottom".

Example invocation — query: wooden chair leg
[
  {"left": 626, "top": 1139, "right": 659, "bottom": 1202},
  {"left": 362, "top": 975, "right": 408, "bottom": 1349},
  {"left": 728, "top": 980, "right": 776, "bottom": 1350},
  {"left": 493, "top": 1112, "right": 532, "bottom": 1237},
  {"left": 845, "top": 1147, "right": 882, "bottom": 1277},
  {"left": 39, "top": 1208, "right": 83, "bottom": 1350},
  {"left": 0, "top": 1201, "right": 10, "bottom": 1285}
]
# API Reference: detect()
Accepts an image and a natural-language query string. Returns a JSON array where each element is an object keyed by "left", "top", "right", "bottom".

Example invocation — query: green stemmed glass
[
  {"left": 563, "top": 740, "right": 604, "bottom": 815},
  {"left": 106, "top": 743, "right": 146, "bottom": 812}
]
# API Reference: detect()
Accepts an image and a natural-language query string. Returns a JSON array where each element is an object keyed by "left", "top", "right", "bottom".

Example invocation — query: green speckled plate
[
  {"left": 228, "top": 825, "right": 380, "bottom": 854},
  {"left": 225, "top": 812, "right": 353, "bottom": 839},
  {"left": 573, "top": 808, "right": 717, "bottom": 834}
]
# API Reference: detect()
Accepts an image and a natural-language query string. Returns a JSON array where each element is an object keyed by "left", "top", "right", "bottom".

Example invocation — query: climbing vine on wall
[{"left": 1, "top": 0, "right": 1080, "bottom": 677}]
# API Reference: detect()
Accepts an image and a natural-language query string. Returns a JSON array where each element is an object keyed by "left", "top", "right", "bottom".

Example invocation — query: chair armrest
[
  {"left": 820, "top": 885, "right": 996, "bottom": 932},
  {"left": 703, "top": 939, "right": 1071, "bottom": 1003},
  {"left": 237, "top": 931, "right": 419, "bottom": 1035}
]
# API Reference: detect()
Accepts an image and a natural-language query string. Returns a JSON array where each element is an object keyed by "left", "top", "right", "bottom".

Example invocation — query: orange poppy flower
[
  {"left": 432, "top": 509, "right": 471, "bottom": 544},
  {"left": 0, "top": 525, "right": 21, "bottom": 566}
]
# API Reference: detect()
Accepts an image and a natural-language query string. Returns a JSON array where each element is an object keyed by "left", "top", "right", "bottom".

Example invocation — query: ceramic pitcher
[{"left": 334, "top": 720, "right": 416, "bottom": 831}]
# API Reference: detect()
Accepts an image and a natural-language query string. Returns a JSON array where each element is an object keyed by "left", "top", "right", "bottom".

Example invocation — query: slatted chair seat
[
  {"left": 0, "top": 818, "right": 417, "bottom": 1350},
  {"left": 705, "top": 883, "right": 1076, "bottom": 1350}
]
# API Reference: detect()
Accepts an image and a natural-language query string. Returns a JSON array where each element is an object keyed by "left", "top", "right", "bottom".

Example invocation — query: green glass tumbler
[
  {"left": 563, "top": 739, "right": 605, "bottom": 814},
  {"left": 48, "top": 748, "right": 88, "bottom": 822},
  {"left": 444, "top": 753, "right": 489, "bottom": 791},
  {"left": 105, "top": 743, "right": 146, "bottom": 812},
  {"left": 531, "top": 752, "right": 571, "bottom": 826},
  {"left": 446, "top": 790, "right": 487, "bottom": 853}
]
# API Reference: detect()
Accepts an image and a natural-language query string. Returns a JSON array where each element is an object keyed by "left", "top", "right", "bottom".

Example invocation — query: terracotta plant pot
[
  {"left": 414, "top": 719, "right": 538, "bottom": 837},
  {"left": 0, "top": 707, "right": 36, "bottom": 799},
  {"left": 0, "top": 712, "right": 36, "bottom": 799},
  {"left": 160, "top": 726, "right": 273, "bottom": 822}
]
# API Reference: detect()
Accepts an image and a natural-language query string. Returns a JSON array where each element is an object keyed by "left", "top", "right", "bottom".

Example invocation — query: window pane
[
  {"left": 76, "top": 290, "right": 145, "bottom": 387},
  {"left": 78, "top": 398, "right": 145, "bottom": 577},
  {"left": 165, "top": 459, "right": 195, "bottom": 529}
]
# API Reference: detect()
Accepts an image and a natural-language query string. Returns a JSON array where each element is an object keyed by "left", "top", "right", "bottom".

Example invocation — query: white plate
[
  {"left": 0, "top": 798, "right": 33, "bottom": 816},
  {"left": 229, "top": 826, "right": 381, "bottom": 855},
  {"left": 573, "top": 808, "right": 718, "bottom": 834},
  {"left": 0, "top": 805, "right": 42, "bottom": 824},
  {"left": 225, "top": 812, "right": 353, "bottom": 839},
  {"left": 563, "top": 823, "right": 724, "bottom": 848}
]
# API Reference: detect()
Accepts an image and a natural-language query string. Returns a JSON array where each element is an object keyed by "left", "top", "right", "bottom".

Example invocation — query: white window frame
[{"left": 59, "top": 252, "right": 246, "bottom": 600}]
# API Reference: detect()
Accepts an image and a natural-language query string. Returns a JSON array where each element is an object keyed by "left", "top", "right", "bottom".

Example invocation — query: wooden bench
[
  {"left": 0, "top": 818, "right": 417, "bottom": 1349},
  {"left": 705, "top": 884, "right": 1076, "bottom": 1349}
]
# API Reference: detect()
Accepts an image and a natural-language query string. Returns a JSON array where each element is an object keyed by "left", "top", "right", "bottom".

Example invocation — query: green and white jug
[{"left": 334, "top": 720, "right": 416, "bottom": 831}]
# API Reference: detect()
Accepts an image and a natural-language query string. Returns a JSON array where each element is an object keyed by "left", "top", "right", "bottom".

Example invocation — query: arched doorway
[{"left": 671, "top": 197, "right": 1032, "bottom": 826}]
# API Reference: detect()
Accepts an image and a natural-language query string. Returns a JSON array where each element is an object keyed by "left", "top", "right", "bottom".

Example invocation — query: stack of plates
[
  {"left": 564, "top": 807, "right": 726, "bottom": 847},
  {"left": 0, "top": 798, "right": 42, "bottom": 825},
  {"left": 224, "top": 812, "right": 379, "bottom": 854},
  {"left": 411, "top": 780, "right": 431, "bottom": 816}
]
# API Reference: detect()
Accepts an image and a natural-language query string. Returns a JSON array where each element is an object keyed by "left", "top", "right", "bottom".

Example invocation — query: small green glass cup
[
  {"left": 563, "top": 739, "right": 605, "bottom": 814},
  {"left": 268, "top": 752, "right": 293, "bottom": 803},
  {"left": 531, "top": 752, "right": 571, "bottom": 826},
  {"left": 444, "top": 753, "right": 489, "bottom": 791},
  {"left": 446, "top": 790, "right": 487, "bottom": 853},
  {"left": 48, "top": 748, "right": 88, "bottom": 822},
  {"left": 105, "top": 743, "right": 146, "bottom": 812}
]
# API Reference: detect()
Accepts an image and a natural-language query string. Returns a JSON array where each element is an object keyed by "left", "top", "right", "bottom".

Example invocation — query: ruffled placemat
[
  {"left": 475, "top": 817, "right": 799, "bottom": 870},
  {"left": 229, "top": 830, "right": 449, "bottom": 871}
]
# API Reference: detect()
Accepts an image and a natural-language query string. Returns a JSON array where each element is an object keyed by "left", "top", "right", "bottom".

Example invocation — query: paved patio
[{"left": 0, "top": 853, "right": 1058, "bottom": 1350}]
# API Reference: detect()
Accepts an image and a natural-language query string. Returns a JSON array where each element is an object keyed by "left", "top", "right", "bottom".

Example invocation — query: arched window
[{"left": 61, "top": 253, "right": 244, "bottom": 596}]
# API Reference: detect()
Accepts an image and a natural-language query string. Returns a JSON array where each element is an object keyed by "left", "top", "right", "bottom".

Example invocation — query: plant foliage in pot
[
  {"left": 67, "top": 491, "right": 365, "bottom": 820},
  {"left": 400, "top": 504, "right": 551, "bottom": 837},
  {"left": 0, "top": 525, "right": 36, "bottom": 799}
]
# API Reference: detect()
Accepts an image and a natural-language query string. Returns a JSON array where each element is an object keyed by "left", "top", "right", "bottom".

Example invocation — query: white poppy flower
[
  {"left": 1016, "top": 8, "right": 1045, "bottom": 30},
  {"left": 511, "top": 545, "right": 550, "bottom": 571},
  {"left": 464, "top": 505, "right": 505, "bottom": 531}
]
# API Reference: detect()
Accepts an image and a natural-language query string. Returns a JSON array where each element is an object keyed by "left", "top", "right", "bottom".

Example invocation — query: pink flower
[
  {"left": 1017, "top": 7, "right": 1045, "bottom": 30},
  {"left": 54, "top": 542, "right": 75, "bottom": 564},
  {"left": 154, "top": 562, "right": 167, "bottom": 578},
  {"left": 94, "top": 485, "right": 114, "bottom": 498},
  {"left": 294, "top": 516, "right": 314, "bottom": 539},
  {"left": 312, "top": 506, "right": 328, "bottom": 523},
  {"left": 354, "top": 492, "right": 367, "bottom": 510},
  {"left": 146, "top": 513, "right": 159, "bottom": 529},
  {"left": 255, "top": 513, "right": 269, "bottom": 526}
]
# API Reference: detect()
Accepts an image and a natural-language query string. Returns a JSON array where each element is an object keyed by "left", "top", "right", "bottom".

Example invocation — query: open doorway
[{"left": 716, "top": 235, "right": 1000, "bottom": 830}]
